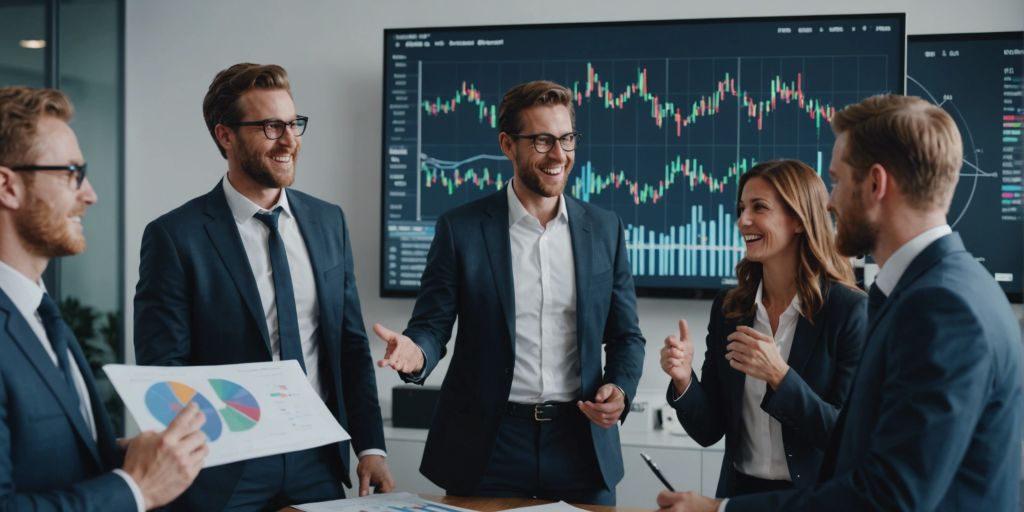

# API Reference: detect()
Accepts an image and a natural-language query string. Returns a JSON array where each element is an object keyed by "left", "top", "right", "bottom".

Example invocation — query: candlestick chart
[{"left": 382, "top": 15, "right": 905, "bottom": 295}]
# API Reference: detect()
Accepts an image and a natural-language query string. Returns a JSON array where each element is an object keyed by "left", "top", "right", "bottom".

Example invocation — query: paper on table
[
  {"left": 294, "top": 492, "right": 477, "bottom": 512},
  {"left": 104, "top": 360, "right": 349, "bottom": 467},
  {"left": 500, "top": 502, "right": 590, "bottom": 512}
]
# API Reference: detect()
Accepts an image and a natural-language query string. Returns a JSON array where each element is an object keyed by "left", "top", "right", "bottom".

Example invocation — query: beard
[
  {"left": 835, "top": 189, "right": 878, "bottom": 257},
  {"left": 236, "top": 134, "right": 297, "bottom": 189},
  {"left": 514, "top": 152, "right": 570, "bottom": 199},
  {"left": 15, "top": 190, "right": 86, "bottom": 258}
]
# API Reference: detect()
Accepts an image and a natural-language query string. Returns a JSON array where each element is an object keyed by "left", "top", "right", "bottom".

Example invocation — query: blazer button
[{"left": 787, "top": 453, "right": 793, "bottom": 458}]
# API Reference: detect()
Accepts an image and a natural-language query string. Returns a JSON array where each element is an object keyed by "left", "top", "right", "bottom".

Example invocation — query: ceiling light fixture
[{"left": 19, "top": 39, "right": 46, "bottom": 49}]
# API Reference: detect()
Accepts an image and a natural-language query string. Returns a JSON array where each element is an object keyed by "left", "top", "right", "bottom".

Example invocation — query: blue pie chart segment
[{"left": 144, "top": 381, "right": 223, "bottom": 442}]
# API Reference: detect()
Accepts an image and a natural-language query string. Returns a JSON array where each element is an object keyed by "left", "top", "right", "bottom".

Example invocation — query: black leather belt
[{"left": 505, "top": 401, "right": 576, "bottom": 422}]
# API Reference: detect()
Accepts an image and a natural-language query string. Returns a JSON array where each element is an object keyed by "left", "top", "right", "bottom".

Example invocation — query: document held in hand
[{"left": 105, "top": 360, "right": 350, "bottom": 467}]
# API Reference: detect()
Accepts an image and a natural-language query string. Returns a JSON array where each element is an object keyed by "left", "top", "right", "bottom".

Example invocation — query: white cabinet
[{"left": 370, "top": 425, "right": 724, "bottom": 508}]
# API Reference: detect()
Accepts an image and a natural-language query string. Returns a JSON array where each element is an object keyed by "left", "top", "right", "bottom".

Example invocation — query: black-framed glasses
[
  {"left": 510, "top": 131, "right": 582, "bottom": 153},
  {"left": 231, "top": 115, "right": 309, "bottom": 140},
  {"left": 11, "top": 164, "right": 87, "bottom": 190}
]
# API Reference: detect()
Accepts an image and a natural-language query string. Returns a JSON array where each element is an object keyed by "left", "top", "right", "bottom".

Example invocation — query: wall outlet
[{"left": 659, "top": 405, "right": 688, "bottom": 436}]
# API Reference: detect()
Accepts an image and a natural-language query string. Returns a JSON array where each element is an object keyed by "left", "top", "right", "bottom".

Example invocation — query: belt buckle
[{"left": 533, "top": 404, "right": 553, "bottom": 422}]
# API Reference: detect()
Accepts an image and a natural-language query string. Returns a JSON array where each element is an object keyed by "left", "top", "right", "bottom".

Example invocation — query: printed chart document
[
  {"left": 501, "top": 502, "right": 589, "bottom": 512},
  {"left": 105, "top": 360, "right": 348, "bottom": 467},
  {"left": 295, "top": 492, "right": 476, "bottom": 512}
]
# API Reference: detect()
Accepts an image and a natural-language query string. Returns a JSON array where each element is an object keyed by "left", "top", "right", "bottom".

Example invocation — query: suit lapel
[
  {"left": 787, "top": 313, "right": 824, "bottom": 377},
  {"left": 481, "top": 193, "right": 515, "bottom": 350},
  {"left": 288, "top": 192, "right": 337, "bottom": 367},
  {"left": 566, "top": 198, "right": 592, "bottom": 360},
  {"left": 66, "top": 332, "right": 119, "bottom": 468},
  {"left": 0, "top": 293, "right": 102, "bottom": 466},
  {"left": 202, "top": 185, "right": 272, "bottom": 353},
  {"left": 864, "top": 234, "right": 964, "bottom": 343},
  {"left": 727, "top": 315, "right": 754, "bottom": 421}
]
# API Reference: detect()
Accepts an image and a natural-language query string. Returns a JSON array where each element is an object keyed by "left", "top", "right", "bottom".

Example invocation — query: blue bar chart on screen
[{"left": 379, "top": 14, "right": 906, "bottom": 297}]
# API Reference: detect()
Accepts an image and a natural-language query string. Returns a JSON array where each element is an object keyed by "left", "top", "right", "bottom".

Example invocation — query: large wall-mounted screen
[
  {"left": 381, "top": 14, "right": 906, "bottom": 297},
  {"left": 907, "top": 32, "right": 1024, "bottom": 302}
]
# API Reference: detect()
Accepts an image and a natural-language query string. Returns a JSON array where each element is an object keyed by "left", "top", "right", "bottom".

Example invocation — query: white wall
[{"left": 125, "top": 0, "right": 1024, "bottom": 417}]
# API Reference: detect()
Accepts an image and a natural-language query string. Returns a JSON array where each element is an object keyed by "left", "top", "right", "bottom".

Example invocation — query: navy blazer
[
  {"left": 402, "top": 190, "right": 646, "bottom": 493},
  {"left": 730, "top": 234, "right": 1024, "bottom": 511},
  {"left": 0, "top": 289, "right": 135, "bottom": 511},
  {"left": 669, "top": 282, "right": 866, "bottom": 496},
  {"left": 134, "top": 183, "right": 385, "bottom": 510}
]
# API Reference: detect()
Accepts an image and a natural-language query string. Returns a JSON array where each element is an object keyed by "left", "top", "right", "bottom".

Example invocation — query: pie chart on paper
[
  {"left": 144, "top": 381, "right": 223, "bottom": 441},
  {"left": 209, "top": 378, "right": 261, "bottom": 432}
]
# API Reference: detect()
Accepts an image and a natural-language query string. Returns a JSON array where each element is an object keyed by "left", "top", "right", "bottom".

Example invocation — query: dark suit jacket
[
  {"left": 134, "top": 183, "right": 385, "bottom": 511},
  {"left": 668, "top": 282, "right": 866, "bottom": 497},
  {"left": 401, "top": 190, "right": 646, "bottom": 493},
  {"left": 729, "top": 233, "right": 1024, "bottom": 511},
  {"left": 0, "top": 289, "right": 135, "bottom": 511}
]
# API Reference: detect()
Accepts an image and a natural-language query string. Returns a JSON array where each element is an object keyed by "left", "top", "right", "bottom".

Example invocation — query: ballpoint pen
[{"left": 640, "top": 452, "right": 676, "bottom": 491}]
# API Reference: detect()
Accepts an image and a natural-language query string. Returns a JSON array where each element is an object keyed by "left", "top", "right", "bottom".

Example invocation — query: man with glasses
[
  {"left": 373, "top": 80, "right": 646, "bottom": 504},
  {"left": 0, "top": 86, "right": 208, "bottom": 510},
  {"left": 134, "top": 63, "right": 394, "bottom": 511}
]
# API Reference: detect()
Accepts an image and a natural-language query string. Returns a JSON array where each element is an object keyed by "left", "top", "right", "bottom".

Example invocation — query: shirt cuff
[
  {"left": 671, "top": 379, "right": 693, "bottom": 401},
  {"left": 357, "top": 449, "right": 387, "bottom": 459},
  {"left": 401, "top": 347, "right": 428, "bottom": 382},
  {"left": 112, "top": 469, "right": 146, "bottom": 512},
  {"left": 718, "top": 498, "right": 729, "bottom": 512}
]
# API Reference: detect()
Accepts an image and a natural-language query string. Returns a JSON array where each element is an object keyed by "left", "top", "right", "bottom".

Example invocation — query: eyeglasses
[
  {"left": 10, "top": 164, "right": 87, "bottom": 190},
  {"left": 510, "top": 132, "right": 582, "bottom": 153},
  {"left": 231, "top": 115, "right": 309, "bottom": 140}
]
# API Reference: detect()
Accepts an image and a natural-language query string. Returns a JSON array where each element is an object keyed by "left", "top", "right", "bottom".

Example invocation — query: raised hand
[
  {"left": 372, "top": 323, "right": 425, "bottom": 375},
  {"left": 661, "top": 319, "right": 695, "bottom": 395}
]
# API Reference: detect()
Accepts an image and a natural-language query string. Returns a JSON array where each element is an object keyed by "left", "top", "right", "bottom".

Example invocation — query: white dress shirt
[
  {"left": 506, "top": 180, "right": 580, "bottom": 403},
  {"left": 223, "top": 176, "right": 385, "bottom": 459},
  {"left": 0, "top": 260, "right": 145, "bottom": 512},
  {"left": 735, "top": 281, "right": 799, "bottom": 481},
  {"left": 873, "top": 225, "right": 952, "bottom": 297},
  {"left": 222, "top": 176, "right": 323, "bottom": 399}
]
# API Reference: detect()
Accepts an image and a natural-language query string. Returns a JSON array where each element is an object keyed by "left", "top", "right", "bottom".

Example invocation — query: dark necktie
[
  {"left": 868, "top": 283, "right": 887, "bottom": 320},
  {"left": 253, "top": 207, "right": 307, "bottom": 373},
  {"left": 37, "top": 293, "right": 82, "bottom": 405}
]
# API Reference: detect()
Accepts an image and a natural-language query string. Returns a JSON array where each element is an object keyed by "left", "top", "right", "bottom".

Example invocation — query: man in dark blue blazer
[
  {"left": 373, "top": 80, "right": 646, "bottom": 505},
  {"left": 0, "top": 86, "right": 207, "bottom": 511},
  {"left": 658, "top": 95, "right": 1023, "bottom": 511},
  {"left": 133, "top": 64, "right": 393, "bottom": 511}
]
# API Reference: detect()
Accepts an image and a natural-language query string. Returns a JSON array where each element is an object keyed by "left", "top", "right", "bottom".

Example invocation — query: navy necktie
[
  {"left": 254, "top": 207, "right": 307, "bottom": 373},
  {"left": 37, "top": 293, "right": 81, "bottom": 404},
  {"left": 868, "top": 283, "right": 887, "bottom": 320}
]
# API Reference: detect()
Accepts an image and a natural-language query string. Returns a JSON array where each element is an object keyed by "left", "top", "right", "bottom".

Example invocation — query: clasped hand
[{"left": 725, "top": 325, "right": 789, "bottom": 389}]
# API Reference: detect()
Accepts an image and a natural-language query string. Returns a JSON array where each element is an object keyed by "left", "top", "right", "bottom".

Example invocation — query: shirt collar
[
  {"left": 873, "top": 224, "right": 952, "bottom": 296},
  {"left": 754, "top": 280, "right": 802, "bottom": 318},
  {"left": 0, "top": 259, "right": 45, "bottom": 322},
  {"left": 222, "top": 174, "right": 293, "bottom": 223},
  {"left": 506, "top": 179, "right": 569, "bottom": 227}
]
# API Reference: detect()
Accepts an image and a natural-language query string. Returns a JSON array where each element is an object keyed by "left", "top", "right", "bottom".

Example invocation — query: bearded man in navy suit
[
  {"left": 134, "top": 63, "right": 394, "bottom": 511},
  {"left": 658, "top": 95, "right": 1023, "bottom": 511},
  {"left": 0, "top": 86, "right": 208, "bottom": 511}
]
